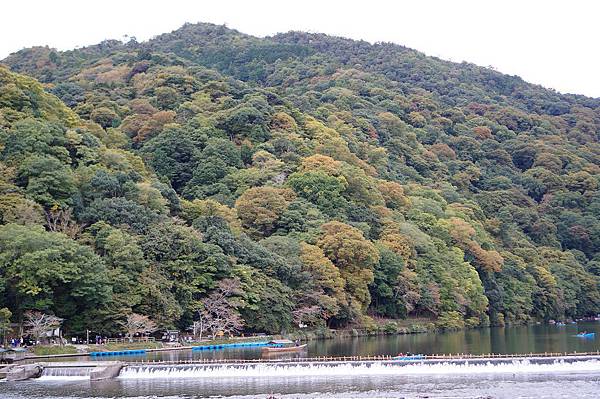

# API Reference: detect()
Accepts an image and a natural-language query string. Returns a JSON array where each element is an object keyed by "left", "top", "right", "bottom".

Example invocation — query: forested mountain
[{"left": 1, "top": 23, "right": 600, "bottom": 335}]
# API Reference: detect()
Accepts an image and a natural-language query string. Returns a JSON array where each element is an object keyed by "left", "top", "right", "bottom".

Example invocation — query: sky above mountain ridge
[{"left": 3, "top": 0, "right": 599, "bottom": 97}]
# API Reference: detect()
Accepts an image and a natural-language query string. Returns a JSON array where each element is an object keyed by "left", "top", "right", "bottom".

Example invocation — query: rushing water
[
  {"left": 5, "top": 362, "right": 600, "bottom": 398},
  {"left": 4, "top": 322, "right": 600, "bottom": 398}
]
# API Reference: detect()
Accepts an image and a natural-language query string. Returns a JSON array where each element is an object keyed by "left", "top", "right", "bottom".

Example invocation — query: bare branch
[
  {"left": 24, "top": 311, "right": 63, "bottom": 342},
  {"left": 120, "top": 313, "right": 157, "bottom": 342},
  {"left": 293, "top": 305, "right": 321, "bottom": 327},
  {"left": 46, "top": 207, "right": 85, "bottom": 238},
  {"left": 198, "top": 281, "right": 244, "bottom": 339}
]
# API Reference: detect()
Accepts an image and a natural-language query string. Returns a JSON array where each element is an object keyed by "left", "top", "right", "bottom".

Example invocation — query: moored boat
[
  {"left": 575, "top": 332, "right": 595, "bottom": 338},
  {"left": 261, "top": 339, "right": 307, "bottom": 353},
  {"left": 392, "top": 354, "right": 425, "bottom": 361},
  {"left": 261, "top": 344, "right": 308, "bottom": 353}
]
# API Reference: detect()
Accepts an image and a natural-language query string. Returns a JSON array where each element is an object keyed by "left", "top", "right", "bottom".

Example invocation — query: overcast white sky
[{"left": 2, "top": 0, "right": 599, "bottom": 97}]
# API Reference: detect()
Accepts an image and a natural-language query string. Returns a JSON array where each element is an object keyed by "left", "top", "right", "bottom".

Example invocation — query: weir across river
[
  {"left": 125, "top": 351, "right": 600, "bottom": 364},
  {"left": 6, "top": 352, "right": 600, "bottom": 381}
]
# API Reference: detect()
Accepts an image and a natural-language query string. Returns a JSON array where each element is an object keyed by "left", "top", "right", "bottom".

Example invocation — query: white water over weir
[
  {"left": 119, "top": 356, "right": 600, "bottom": 379},
  {"left": 39, "top": 367, "right": 95, "bottom": 381}
]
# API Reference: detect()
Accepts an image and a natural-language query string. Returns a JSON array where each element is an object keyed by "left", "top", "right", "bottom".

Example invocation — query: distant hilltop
[{"left": 0, "top": 22, "right": 599, "bottom": 339}]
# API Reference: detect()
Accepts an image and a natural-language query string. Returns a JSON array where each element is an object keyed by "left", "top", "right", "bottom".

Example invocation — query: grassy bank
[
  {"left": 88, "top": 341, "right": 163, "bottom": 352},
  {"left": 24, "top": 323, "right": 465, "bottom": 357},
  {"left": 88, "top": 335, "right": 276, "bottom": 352},
  {"left": 26, "top": 324, "right": 438, "bottom": 357},
  {"left": 31, "top": 345, "right": 79, "bottom": 356}
]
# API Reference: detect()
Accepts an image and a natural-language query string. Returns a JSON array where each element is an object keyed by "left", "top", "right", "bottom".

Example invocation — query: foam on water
[
  {"left": 36, "top": 376, "right": 91, "bottom": 381},
  {"left": 119, "top": 359, "right": 600, "bottom": 379}
]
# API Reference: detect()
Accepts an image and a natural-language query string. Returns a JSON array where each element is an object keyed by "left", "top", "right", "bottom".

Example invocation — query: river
[{"left": 3, "top": 322, "right": 600, "bottom": 398}]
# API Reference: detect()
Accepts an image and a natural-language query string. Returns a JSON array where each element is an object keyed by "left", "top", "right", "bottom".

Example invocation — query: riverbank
[
  {"left": 18, "top": 320, "right": 438, "bottom": 359},
  {"left": 14, "top": 321, "right": 600, "bottom": 365},
  {"left": 288, "top": 318, "right": 436, "bottom": 341},
  {"left": 12, "top": 317, "right": 555, "bottom": 360},
  {"left": 17, "top": 335, "right": 276, "bottom": 360}
]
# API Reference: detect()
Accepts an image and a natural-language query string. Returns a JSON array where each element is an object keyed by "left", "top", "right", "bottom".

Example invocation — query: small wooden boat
[
  {"left": 261, "top": 344, "right": 307, "bottom": 353},
  {"left": 261, "top": 339, "right": 307, "bottom": 353}
]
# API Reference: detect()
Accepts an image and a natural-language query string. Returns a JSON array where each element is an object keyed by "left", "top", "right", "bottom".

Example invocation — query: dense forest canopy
[{"left": 1, "top": 23, "right": 600, "bottom": 335}]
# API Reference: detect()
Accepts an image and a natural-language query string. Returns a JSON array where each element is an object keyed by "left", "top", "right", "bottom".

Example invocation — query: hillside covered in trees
[{"left": 1, "top": 23, "right": 600, "bottom": 336}]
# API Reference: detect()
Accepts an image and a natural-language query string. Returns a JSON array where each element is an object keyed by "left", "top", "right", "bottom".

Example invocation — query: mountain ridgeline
[{"left": 1, "top": 23, "right": 599, "bottom": 335}]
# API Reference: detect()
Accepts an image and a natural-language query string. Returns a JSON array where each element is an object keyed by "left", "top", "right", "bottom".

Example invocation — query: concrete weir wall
[
  {"left": 6, "top": 364, "right": 42, "bottom": 381},
  {"left": 2, "top": 361, "right": 125, "bottom": 381},
  {"left": 89, "top": 363, "right": 123, "bottom": 381}
]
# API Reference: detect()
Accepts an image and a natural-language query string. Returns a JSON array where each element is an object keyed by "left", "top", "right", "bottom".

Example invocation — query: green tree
[
  {"left": 0, "top": 118, "right": 70, "bottom": 163},
  {"left": 0, "top": 307, "right": 11, "bottom": 345},
  {"left": 90, "top": 107, "right": 120, "bottom": 129},
  {"left": 0, "top": 224, "right": 111, "bottom": 333},
  {"left": 155, "top": 86, "right": 181, "bottom": 110},
  {"left": 140, "top": 221, "right": 230, "bottom": 326},
  {"left": 287, "top": 171, "right": 348, "bottom": 216},
  {"left": 16, "top": 155, "right": 76, "bottom": 207},
  {"left": 234, "top": 265, "right": 294, "bottom": 334},
  {"left": 80, "top": 197, "right": 159, "bottom": 234},
  {"left": 141, "top": 128, "right": 202, "bottom": 191}
]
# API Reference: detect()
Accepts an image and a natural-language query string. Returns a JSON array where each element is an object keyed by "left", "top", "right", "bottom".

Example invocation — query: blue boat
[
  {"left": 392, "top": 354, "right": 425, "bottom": 361},
  {"left": 89, "top": 349, "right": 146, "bottom": 357},
  {"left": 575, "top": 333, "right": 595, "bottom": 338}
]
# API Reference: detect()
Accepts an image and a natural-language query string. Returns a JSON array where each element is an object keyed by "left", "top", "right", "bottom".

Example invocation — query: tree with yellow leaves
[
  {"left": 235, "top": 186, "right": 295, "bottom": 237},
  {"left": 317, "top": 221, "right": 380, "bottom": 312}
]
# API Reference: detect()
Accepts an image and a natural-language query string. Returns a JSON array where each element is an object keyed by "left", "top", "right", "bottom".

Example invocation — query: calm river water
[{"left": 3, "top": 322, "right": 600, "bottom": 398}]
